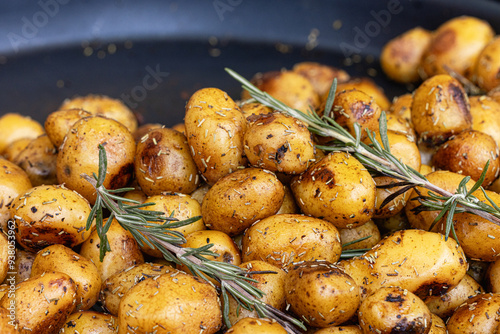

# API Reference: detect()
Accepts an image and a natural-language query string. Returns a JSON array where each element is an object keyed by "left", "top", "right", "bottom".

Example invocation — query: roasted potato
[
  {"left": 470, "top": 95, "right": 500, "bottom": 149},
  {"left": 447, "top": 293, "right": 500, "bottom": 333},
  {"left": 14, "top": 135, "right": 58, "bottom": 186},
  {"left": 44, "top": 108, "right": 92, "bottom": 149},
  {"left": 0, "top": 113, "right": 44, "bottom": 155},
  {"left": 474, "top": 36, "right": 500, "bottom": 92},
  {"left": 12, "top": 250, "right": 35, "bottom": 283},
  {"left": 339, "top": 220, "right": 381, "bottom": 250},
  {"left": 335, "top": 78, "right": 391, "bottom": 111},
  {"left": 58, "top": 311, "right": 118, "bottom": 334},
  {"left": 293, "top": 62, "right": 350, "bottom": 96},
  {"left": 225, "top": 317, "right": 287, "bottom": 334}
]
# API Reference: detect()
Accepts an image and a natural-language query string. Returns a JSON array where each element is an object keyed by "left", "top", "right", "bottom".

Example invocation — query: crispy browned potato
[
  {"left": 412, "top": 74, "right": 471, "bottom": 146},
  {"left": 335, "top": 78, "right": 391, "bottom": 111},
  {"left": 421, "top": 16, "right": 494, "bottom": 78},
  {"left": 242, "top": 214, "right": 342, "bottom": 269},
  {"left": 135, "top": 127, "right": 200, "bottom": 195},
  {"left": 432, "top": 130, "right": 500, "bottom": 187},
  {"left": 59, "top": 95, "right": 138, "bottom": 133},
  {"left": 358, "top": 286, "right": 431, "bottom": 334},
  {"left": 244, "top": 112, "right": 315, "bottom": 174},
  {"left": 470, "top": 95, "right": 500, "bottom": 148},
  {"left": 291, "top": 152, "right": 376, "bottom": 229},
  {"left": 14, "top": 135, "right": 58, "bottom": 186},
  {"left": 385, "top": 113, "right": 416, "bottom": 141},
  {"left": 202, "top": 168, "right": 284, "bottom": 236},
  {"left": 0, "top": 113, "right": 45, "bottom": 155},
  {"left": 44, "top": 108, "right": 92, "bottom": 148},
  {"left": 447, "top": 293, "right": 500, "bottom": 334},
  {"left": 58, "top": 311, "right": 118, "bottom": 334},
  {"left": 293, "top": 62, "right": 350, "bottom": 96},
  {"left": 240, "top": 102, "right": 273, "bottom": 118},
  {"left": 474, "top": 36, "right": 500, "bottom": 91},
  {"left": 132, "top": 123, "right": 163, "bottom": 142},
  {"left": 285, "top": 261, "right": 359, "bottom": 327},
  {"left": 381, "top": 27, "right": 432, "bottom": 83}
]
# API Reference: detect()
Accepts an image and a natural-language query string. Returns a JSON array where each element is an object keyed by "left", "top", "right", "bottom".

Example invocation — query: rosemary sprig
[
  {"left": 81, "top": 145, "right": 305, "bottom": 333},
  {"left": 225, "top": 68, "right": 500, "bottom": 240}
]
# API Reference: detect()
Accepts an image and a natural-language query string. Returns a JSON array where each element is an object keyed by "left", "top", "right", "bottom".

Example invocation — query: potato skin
[
  {"left": 0, "top": 271, "right": 77, "bottom": 334},
  {"left": 79, "top": 219, "right": 144, "bottom": 281},
  {"left": 202, "top": 168, "right": 284, "bottom": 236},
  {"left": 424, "top": 274, "right": 482, "bottom": 318},
  {"left": 183, "top": 230, "right": 241, "bottom": 265},
  {"left": 381, "top": 27, "right": 432, "bottom": 83},
  {"left": 0, "top": 113, "right": 45, "bottom": 154},
  {"left": 100, "top": 262, "right": 179, "bottom": 316},
  {"left": 291, "top": 152, "right": 376, "bottom": 229},
  {"left": 134, "top": 128, "right": 199, "bottom": 195},
  {"left": 447, "top": 293, "right": 500, "bottom": 334},
  {"left": 58, "top": 311, "right": 118, "bottom": 334},
  {"left": 242, "top": 214, "right": 341, "bottom": 269},
  {"left": 31, "top": 244, "right": 101, "bottom": 311},
  {"left": 339, "top": 220, "right": 381, "bottom": 250},
  {"left": 335, "top": 78, "right": 391, "bottom": 111},
  {"left": 244, "top": 112, "right": 315, "bottom": 174},
  {"left": 293, "top": 62, "right": 350, "bottom": 96},
  {"left": 421, "top": 16, "right": 494, "bottom": 78},
  {"left": 0, "top": 234, "right": 9, "bottom": 284},
  {"left": 285, "top": 261, "right": 359, "bottom": 327},
  {"left": 14, "top": 135, "right": 58, "bottom": 187},
  {"left": 0, "top": 306, "right": 20, "bottom": 334},
  {"left": 339, "top": 229, "right": 468, "bottom": 300},
  {"left": 411, "top": 74, "right": 471, "bottom": 146},
  {"left": 225, "top": 317, "right": 287, "bottom": 333},
  {"left": 10, "top": 184, "right": 92, "bottom": 252},
  {"left": 313, "top": 325, "right": 362, "bottom": 334},
  {"left": 474, "top": 36, "right": 500, "bottom": 92},
  {"left": 44, "top": 108, "right": 92, "bottom": 148},
  {"left": 358, "top": 286, "right": 431, "bottom": 334},
  {"left": 118, "top": 271, "right": 222, "bottom": 334},
  {"left": 470, "top": 95, "right": 500, "bottom": 149},
  {"left": 56, "top": 116, "right": 136, "bottom": 204},
  {"left": 13, "top": 250, "right": 35, "bottom": 283},
  {"left": 185, "top": 87, "right": 246, "bottom": 185}
]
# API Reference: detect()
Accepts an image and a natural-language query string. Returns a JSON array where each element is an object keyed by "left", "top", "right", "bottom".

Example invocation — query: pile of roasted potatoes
[{"left": 1, "top": 14, "right": 500, "bottom": 334}]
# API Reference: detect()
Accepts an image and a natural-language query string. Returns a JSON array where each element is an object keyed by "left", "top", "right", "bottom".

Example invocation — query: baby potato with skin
[
  {"left": 0, "top": 271, "right": 77, "bottom": 334},
  {"left": 470, "top": 95, "right": 500, "bottom": 148},
  {"left": 335, "top": 78, "right": 391, "bottom": 111},
  {"left": 185, "top": 87, "right": 246, "bottom": 185},
  {"left": 432, "top": 130, "right": 500, "bottom": 187},
  {"left": 182, "top": 230, "right": 241, "bottom": 265},
  {"left": 244, "top": 112, "right": 315, "bottom": 174},
  {"left": 240, "top": 102, "right": 273, "bottom": 118},
  {"left": 390, "top": 93, "right": 413, "bottom": 124},
  {"left": 474, "top": 36, "right": 500, "bottom": 91},
  {"left": 313, "top": 325, "right": 362, "bottom": 334},
  {"left": 0, "top": 113, "right": 45, "bottom": 154},
  {"left": 44, "top": 108, "right": 92, "bottom": 148},
  {"left": 447, "top": 293, "right": 500, "bottom": 334},
  {"left": 292, "top": 61, "right": 351, "bottom": 96},
  {"left": 202, "top": 167, "right": 284, "bottom": 236},
  {"left": 3, "top": 138, "right": 32, "bottom": 162},
  {"left": 358, "top": 286, "right": 431, "bottom": 334},
  {"left": 380, "top": 27, "right": 432, "bottom": 83},
  {"left": 291, "top": 152, "right": 376, "bottom": 229},
  {"left": 59, "top": 311, "right": 118, "bottom": 334},
  {"left": 13, "top": 249, "right": 35, "bottom": 283},
  {"left": 339, "top": 220, "right": 381, "bottom": 250},
  {"left": 412, "top": 74, "right": 471, "bottom": 146},
  {"left": 225, "top": 317, "right": 287, "bottom": 334},
  {"left": 242, "top": 214, "right": 342, "bottom": 269},
  {"left": 10, "top": 184, "right": 92, "bottom": 252},
  {"left": 285, "top": 261, "right": 360, "bottom": 328},
  {"left": 118, "top": 271, "right": 222, "bottom": 334},
  {"left": 31, "top": 244, "right": 101, "bottom": 311},
  {"left": 14, "top": 135, "right": 58, "bottom": 186},
  {"left": 135, "top": 128, "right": 199, "bottom": 196},
  {"left": 139, "top": 193, "right": 204, "bottom": 257},
  {"left": 57, "top": 116, "right": 136, "bottom": 204}
]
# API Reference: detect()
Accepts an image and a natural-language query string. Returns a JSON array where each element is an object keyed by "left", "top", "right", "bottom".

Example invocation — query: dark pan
[{"left": 1, "top": 0, "right": 500, "bottom": 126}]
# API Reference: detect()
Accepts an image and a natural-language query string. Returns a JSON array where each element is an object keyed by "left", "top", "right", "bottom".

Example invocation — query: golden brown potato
[
  {"left": 339, "top": 229, "right": 468, "bottom": 300},
  {"left": 0, "top": 306, "right": 19, "bottom": 334},
  {"left": 421, "top": 16, "right": 494, "bottom": 78},
  {"left": 183, "top": 230, "right": 241, "bottom": 265},
  {"left": 428, "top": 313, "right": 447, "bottom": 334},
  {"left": 139, "top": 193, "right": 204, "bottom": 257},
  {"left": 339, "top": 220, "right": 381, "bottom": 250},
  {"left": 10, "top": 184, "right": 92, "bottom": 252},
  {"left": 100, "top": 262, "right": 178, "bottom": 316},
  {"left": 381, "top": 27, "right": 432, "bottom": 83},
  {"left": 385, "top": 113, "right": 416, "bottom": 141},
  {"left": 132, "top": 123, "right": 163, "bottom": 142},
  {"left": 358, "top": 286, "right": 431, "bottom": 334},
  {"left": 14, "top": 135, "right": 58, "bottom": 186},
  {"left": 424, "top": 274, "right": 482, "bottom": 318},
  {"left": 56, "top": 116, "right": 136, "bottom": 204},
  {"left": 0, "top": 159, "right": 32, "bottom": 232},
  {"left": 3, "top": 138, "right": 32, "bottom": 163},
  {"left": 0, "top": 271, "right": 77, "bottom": 334},
  {"left": 225, "top": 317, "right": 287, "bottom": 333},
  {"left": 122, "top": 188, "right": 147, "bottom": 205},
  {"left": 59, "top": 95, "right": 138, "bottom": 133},
  {"left": 242, "top": 214, "right": 342, "bottom": 269},
  {"left": 80, "top": 219, "right": 144, "bottom": 282},
  {"left": 226, "top": 261, "right": 286, "bottom": 324},
  {"left": 243, "top": 71, "right": 320, "bottom": 113},
  {"left": 118, "top": 271, "right": 222, "bottom": 334},
  {"left": 470, "top": 95, "right": 500, "bottom": 148},
  {"left": 474, "top": 36, "right": 500, "bottom": 92},
  {"left": 313, "top": 325, "right": 362, "bottom": 334},
  {"left": 276, "top": 185, "right": 299, "bottom": 215},
  {"left": 411, "top": 74, "right": 471, "bottom": 146},
  {"left": 0, "top": 113, "right": 44, "bottom": 154},
  {"left": 185, "top": 87, "right": 246, "bottom": 185},
  {"left": 487, "top": 258, "right": 500, "bottom": 293},
  {"left": 390, "top": 93, "right": 413, "bottom": 124},
  {"left": 202, "top": 168, "right": 284, "bottom": 236},
  {"left": 447, "top": 293, "right": 500, "bottom": 334},
  {"left": 244, "top": 112, "right": 316, "bottom": 174},
  {"left": 335, "top": 78, "right": 391, "bottom": 111},
  {"left": 240, "top": 102, "right": 273, "bottom": 118},
  {"left": 432, "top": 130, "right": 500, "bottom": 187},
  {"left": 58, "top": 311, "right": 118, "bottom": 334},
  {"left": 12, "top": 250, "right": 35, "bottom": 283},
  {"left": 291, "top": 152, "right": 376, "bottom": 229},
  {"left": 293, "top": 62, "right": 351, "bottom": 96},
  {"left": 0, "top": 234, "right": 9, "bottom": 284},
  {"left": 43, "top": 108, "right": 92, "bottom": 148},
  {"left": 170, "top": 122, "right": 185, "bottom": 135},
  {"left": 135, "top": 127, "right": 200, "bottom": 195},
  {"left": 285, "top": 261, "right": 359, "bottom": 327},
  {"left": 31, "top": 244, "right": 101, "bottom": 311}
]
